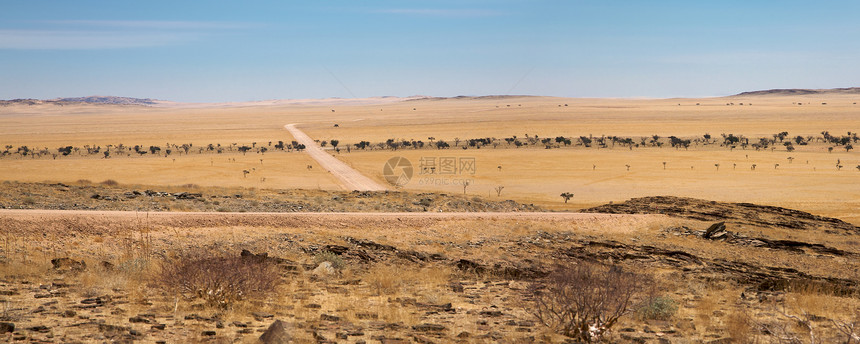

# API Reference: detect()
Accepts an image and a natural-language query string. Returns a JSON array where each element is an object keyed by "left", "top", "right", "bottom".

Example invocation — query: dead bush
[
  {"left": 529, "top": 261, "right": 647, "bottom": 342},
  {"left": 157, "top": 255, "right": 281, "bottom": 308}
]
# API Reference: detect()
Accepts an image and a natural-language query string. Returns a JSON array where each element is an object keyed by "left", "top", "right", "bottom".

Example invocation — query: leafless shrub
[
  {"left": 529, "top": 261, "right": 646, "bottom": 342},
  {"left": 157, "top": 254, "right": 281, "bottom": 308}
]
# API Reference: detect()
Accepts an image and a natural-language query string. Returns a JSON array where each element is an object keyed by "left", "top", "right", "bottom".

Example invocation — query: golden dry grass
[{"left": 1, "top": 94, "right": 857, "bottom": 224}]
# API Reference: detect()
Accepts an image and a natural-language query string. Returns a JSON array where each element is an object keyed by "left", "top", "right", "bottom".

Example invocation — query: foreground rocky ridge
[{"left": 1, "top": 197, "right": 859, "bottom": 342}]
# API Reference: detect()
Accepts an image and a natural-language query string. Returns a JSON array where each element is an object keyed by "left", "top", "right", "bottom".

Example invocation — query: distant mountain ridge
[
  {"left": 735, "top": 87, "right": 860, "bottom": 96},
  {"left": 52, "top": 96, "right": 159, "bottom": 105},
  {"left": 0, "top": 96, "right": 160, "bottom": 107}
]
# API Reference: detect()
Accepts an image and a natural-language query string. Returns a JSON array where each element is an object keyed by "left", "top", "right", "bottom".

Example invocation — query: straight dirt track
[{"left": 284, "top": 123, "right": 387, "bottom": 191}]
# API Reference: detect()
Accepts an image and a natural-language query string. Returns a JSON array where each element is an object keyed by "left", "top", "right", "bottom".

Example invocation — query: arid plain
[
  {"left": 1, "top": 93, "right": 857, "bottom": 222},
  {"left": 1, "top": 92, "right": 860, "bottom": 343}
]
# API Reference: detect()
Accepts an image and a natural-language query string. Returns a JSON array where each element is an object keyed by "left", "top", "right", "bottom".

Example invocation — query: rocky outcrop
[{"left": 583, "top": 196, "right": 858, "bottom": 232}]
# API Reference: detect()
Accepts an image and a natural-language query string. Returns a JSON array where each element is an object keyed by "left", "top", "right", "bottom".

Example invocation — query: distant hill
[
  {"left": 0, "top": 96, "right": 160, "bottom": 107},
  {"left": 735, "top": 87, "right": 860, "bottom": 96},
  {"left": 52, "top": 96, "right": 159, "bottom": 105}
]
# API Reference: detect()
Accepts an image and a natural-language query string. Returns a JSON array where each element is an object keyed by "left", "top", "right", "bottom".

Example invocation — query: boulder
[
  {"left": 259, "top": 320, "right": 292, "bottom": 344},
  {"left": 0, "top": 322, "right": 14, "bottom": 333},
  {"left": 703, "top": 222, "right": 727, "bottom": 240},
  {"left": 312, "top": 262, "right": 335, "bottom": 276}
]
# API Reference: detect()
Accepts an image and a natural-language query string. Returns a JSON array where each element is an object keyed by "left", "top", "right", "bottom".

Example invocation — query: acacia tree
[{"left": 560, "top": 192, "right": 574, "bottom": 203}]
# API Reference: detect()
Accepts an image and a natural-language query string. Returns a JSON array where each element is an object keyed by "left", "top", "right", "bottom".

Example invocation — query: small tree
[
  {"left": 495, "top": 186, "right": 504, "bottom": 196},
  {"left": 462, "top": 180, "right": 470, "bottom": 194},
  {"left": 560, "top": 192, "right": 574, "bottom": 203},
  {"left": 662, "top": 162, "right": 667, "bottom": 170}
]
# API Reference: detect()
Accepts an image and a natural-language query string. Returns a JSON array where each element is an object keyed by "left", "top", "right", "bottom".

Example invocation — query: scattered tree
[
  {"left": 560, "top": 192, "right": 574, "bottom": 203},
  {"left": 494, "top": 186, "right": 504, "bottom": 196}
]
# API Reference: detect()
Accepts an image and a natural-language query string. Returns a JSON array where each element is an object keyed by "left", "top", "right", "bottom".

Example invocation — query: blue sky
[{"left": 1, "top": 1, "right": 858, "bottom": 102}]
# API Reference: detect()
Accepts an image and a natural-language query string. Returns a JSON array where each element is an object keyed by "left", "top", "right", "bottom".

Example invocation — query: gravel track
[{"left": 285, "top": 123, "right": 387, "bottom": 191}]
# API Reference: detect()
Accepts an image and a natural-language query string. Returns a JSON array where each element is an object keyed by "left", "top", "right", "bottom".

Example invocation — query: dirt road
[{"left": 285, "top": 123, "right": 387, "bottom": 191}]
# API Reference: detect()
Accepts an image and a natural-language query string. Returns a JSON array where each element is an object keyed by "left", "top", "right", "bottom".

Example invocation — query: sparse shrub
[
  {"left": 313, "top": 250, "right": 345, "bottom": 270},
  {"left": 530, "top": 261, "right": 646, "bottom": 342},
  {"left": 21, "top": 196, "right": 36, "bottom": 205},
  {"left": 637, "top": 295, "right": 678, "bottom": 320},
  {"left": 157, "top": 255, "right": 281, "bottom": 308},
  {"left": 100, "top": 179, "right": 119, "bottom": 186},
  {"left": 365, "top": 264, "right": 405, "bottom": 295}
]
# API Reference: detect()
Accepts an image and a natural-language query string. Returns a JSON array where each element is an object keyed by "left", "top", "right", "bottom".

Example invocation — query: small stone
[
  {"left": 202, "top": 330, "right": 216, "bottom": 336},
  {"left": 321, "top": 313, "right": 341, "bottom": 322}
]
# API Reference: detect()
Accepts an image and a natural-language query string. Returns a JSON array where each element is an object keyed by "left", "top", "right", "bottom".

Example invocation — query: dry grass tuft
[{"left": 157, "top": 254, "right": 282, "bottom": 308}]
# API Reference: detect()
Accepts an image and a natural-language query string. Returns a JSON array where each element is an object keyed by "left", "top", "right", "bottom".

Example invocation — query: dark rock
[
  {"left": 456, "top": 259, "right": 486, "bottom": 274},
  {"left": 81, "top": 295, "right": 111, "bottom": 305},
  {"left": 202, "top": 330, "right": 216, "bottom": 336},
  {"left": 62, "top": 310, "right": 76, "bottom": 317},
  {"left": 100, "top": 261, "right": 115, "bottom": 271},
  {"left": 0, "top": 322, "right": 14, "bottom": 333},
  {"left": 321, "top": 313, "right": 341, "bottom": 322},
  {"left": 413, "top": 323, "right": 446, "bottom": 332},
  {"left": 323, "top": 244, "right": 349, "bottom": 255},
  {"left": 479, "top": 310, "right": 503, "bottom": 317},
  {"left": 151, "top": 324, "right": 166, "bottom": 330},
  {"left": 129, "top": 315, "right": 154, "bottom": 323},
  {"left": 252, "top": 312, "right": 274, "bottom": 321},
  {"left": 28, "top": 325, "right": 51, "bottom": 333},
  {"left": 259, "top": 320, "right": 291, "bottom": 344},
  {"left": 704, "top": 222, "right": 727, "bottom": 240}
]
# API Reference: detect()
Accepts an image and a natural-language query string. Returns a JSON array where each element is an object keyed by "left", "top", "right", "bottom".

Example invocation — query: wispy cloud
[
  {"left": 375, "top": 8, "right": 505, "bottom": 17},
  {"left": 41, "top": 20, "right": 252, "bottom": 30},
  {"left": 0, "top": 20, "right": 248, "bottom": 50}
]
